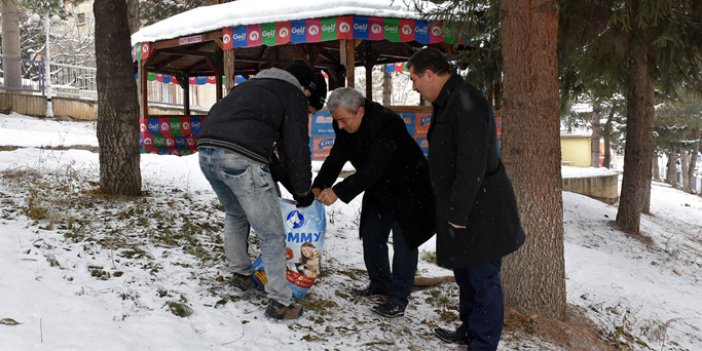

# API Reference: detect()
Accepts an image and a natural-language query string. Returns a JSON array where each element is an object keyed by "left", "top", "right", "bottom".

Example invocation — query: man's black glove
[{"left": 294, "top": 192, "right": 315, "bottom": 208}]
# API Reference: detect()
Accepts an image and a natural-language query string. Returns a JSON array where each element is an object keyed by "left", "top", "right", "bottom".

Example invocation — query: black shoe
[
  {"left": 433, "top": 327, "right": 468, "bottom": 345},
  {"left": 265, "top": 299, "right": 303, "bottom": 320},
  {"left": 352, "top": 286, "right": 387, "bottom": 298},
  {"left": 371, "top": 302, "right": 405, "bottom": 318},
  {"left": 229, "top": 273, "right": 255, "bottom": 291}
]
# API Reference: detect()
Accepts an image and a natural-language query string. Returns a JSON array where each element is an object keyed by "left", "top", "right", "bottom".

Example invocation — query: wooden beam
[
  {"left": 151, "top": 30, "right": 222, "bottom": 50},
  {"left": 364, "top": 42, "right": 376, "bottom": 101},
  {"left": 139, "top": 59, "right": 149, "bottom": 119},
  {"left": 340, "top": 39, "right": 355, "bottom": 88},
  {"left": 223, "top": 48, "right": 236, "bottom": 94}
]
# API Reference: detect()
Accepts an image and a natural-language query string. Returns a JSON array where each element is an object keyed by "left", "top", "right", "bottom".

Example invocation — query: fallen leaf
[{"left": 0, "top": 318, "right": 20, "bottom": 326}]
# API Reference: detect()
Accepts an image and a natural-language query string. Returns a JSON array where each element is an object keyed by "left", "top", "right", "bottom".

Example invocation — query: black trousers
[
  {"left": 454, "top": 259, "right": 503, "bottom": 351},
  {"left": 360, "top": 199, "right": 418, "bottom": 309}
]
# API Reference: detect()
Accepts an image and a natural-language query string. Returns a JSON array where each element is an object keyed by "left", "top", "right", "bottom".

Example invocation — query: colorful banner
[
  {"left": 135, "top": 72, "right": 246, "bottom": 85},
  {"left": 219, "top": 16, "right": 463, "bottom": 49},
  {"left": 140, "top": 115, "right": 205, "bottom": 156}
]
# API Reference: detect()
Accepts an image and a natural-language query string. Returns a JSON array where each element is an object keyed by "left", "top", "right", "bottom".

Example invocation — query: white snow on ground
[{"left": 1, "top": 114, "right": 701, "bottom": 350}]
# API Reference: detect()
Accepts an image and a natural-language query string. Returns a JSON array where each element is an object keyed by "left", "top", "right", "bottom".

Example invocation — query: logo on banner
[
  {"left": 182, "top": 121, "right": 191, "bottom": 131},
  {"left": 286, "top": 210, "right": 305, "bottom": 229},
  {"left": 249, "top": 30, "right": 260, "bottom": 41},
  {"left": 431, "top": 24, "right": 442, "bottom": 37},
  {"left": 140, "top": 123, "right": 147, "bottom": 133},
  {"left": 223, "top": 33, "right": 231, "bottom": 44},
  {"left": 142, "top": 136, "right": 153, "bottom": 146},
  {"left": 308, "top": 24, "right": 320, "bottom": 36},
  {"left": 160, "top": 121, "right": 170, "bottom": 133},
  {"left": 142, "top": 43, "right": 150, "bottom": 56},
  {"left": 279, "top": 27, "right": 290, "bottom": 38},
  {"left": 371, "top": 23, "right": 382, "bottom": 35},
  {"left": 339, "top": 22, "right": 351, "bottom": 33},
  {"left": 292, "top": 25, "right": 306, "bottom": 35},
  {"left": 165, "top": 137, "right": 175, "bottom": 147},
  {"left": 354, "top": 23, "right": 368, "bottom": 32},
  {"left": 402, "top": 24, "right": 413, "bottom": 35},
  {"left": 318, "top": 138, "right": 334, "bottom": 149}
]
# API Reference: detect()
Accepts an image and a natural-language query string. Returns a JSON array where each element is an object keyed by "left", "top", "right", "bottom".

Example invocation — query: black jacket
[
  {"left": 429, "top": 75, "right": 525, "bottom": 268},
  {"left": 198, "top": 70, "right": 311, "bottom": 196},
  {"left": 312, "top": 100, "right": 435, "bottom": 248}
]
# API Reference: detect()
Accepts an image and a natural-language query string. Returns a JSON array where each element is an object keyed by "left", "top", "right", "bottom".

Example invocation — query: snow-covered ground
[{"left": 1, "top": 113, "right": 700, "bottom": 350}]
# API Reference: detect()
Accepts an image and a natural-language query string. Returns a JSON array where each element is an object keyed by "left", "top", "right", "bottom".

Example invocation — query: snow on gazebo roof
[{"left": 131, "top": 0, "right": 436, "bottom": 45}]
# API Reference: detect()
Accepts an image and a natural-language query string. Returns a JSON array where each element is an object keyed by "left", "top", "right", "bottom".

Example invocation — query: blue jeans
[
  {"left": 454, "top": 259, "right": 503, "bottom": 351},
  {"left": 199, "top": 147, "right": 292, "bottom": 305},
  {"left": 360, "top": 197, "right": 418, "bottom": 309}
]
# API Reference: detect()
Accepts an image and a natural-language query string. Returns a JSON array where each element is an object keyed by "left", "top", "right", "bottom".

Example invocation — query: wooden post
[
  {"left": 178, "top": 73, "right": 191, "bottom": 116},
  {"left": 340, "top": 39, "right": 355, "bottom": 88},
  {"left": 223, "top": 48, "right": 236, "bottom": 94},
  {"left": 364, "top": 43, "right": 375, "bottom": 101},
  {"left": 139, "top": 59, "right": 149, "bottom": 119}
]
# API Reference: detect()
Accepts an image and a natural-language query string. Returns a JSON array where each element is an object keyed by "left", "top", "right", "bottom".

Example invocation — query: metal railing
[{"left": 0, "top": 56, "right": 45, "bottom": 94}]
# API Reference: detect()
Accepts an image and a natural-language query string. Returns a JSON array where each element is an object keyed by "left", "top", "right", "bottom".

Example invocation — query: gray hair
[{"left": 326, "top": 87, "right": 365, "bottom": 113}]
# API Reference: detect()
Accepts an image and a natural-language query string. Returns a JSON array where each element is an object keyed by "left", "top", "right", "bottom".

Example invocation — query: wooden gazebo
[{"left": 131, "top": 0, "right": 467, "bottom": 156}]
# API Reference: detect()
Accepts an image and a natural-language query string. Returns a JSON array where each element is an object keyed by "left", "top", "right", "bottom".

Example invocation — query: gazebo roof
[
  {"left": 132, "top": 0, "right": 436, "bottom": 45},
  {"left": 130, "top": 0, "right": 464, "bottom": 84}
]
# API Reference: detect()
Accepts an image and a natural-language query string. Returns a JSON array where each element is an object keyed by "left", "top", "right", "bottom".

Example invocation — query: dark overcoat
[
  {"left": 428, "top": 75, "right": 525, "bottom": 269},
  {"left": 312, "top": 100, "right": 435, "bottom": 248}
]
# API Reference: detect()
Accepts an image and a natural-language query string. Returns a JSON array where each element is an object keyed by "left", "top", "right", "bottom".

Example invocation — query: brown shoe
[{"left": 265, "top": 300, "right": 303, "bottom": 320}]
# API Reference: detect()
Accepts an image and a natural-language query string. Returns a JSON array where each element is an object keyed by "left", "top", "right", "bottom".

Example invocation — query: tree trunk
[
  {"left": 1, "top": 0, "right": 22, "bottom": 90},
  {"left": 688, "top": 128, "right": 700, "bottom": 193},
  {"left": 652, "top": 154, "right": 660, "bottom": 181},
  {"left": 94, "top": 0, "right": 142, "bottom": 195},
  {"left": 681, "top": 150, "right": 690, "bottom": 192},
  {"left": 591, "top": 96, "right": 602, "bottom": 167},
  {"left": 126, "top": 0, "right": 140, "bottom": 34},
  {"left": 665, "top": 151, "right": 677, "bottom": 187},
  {"left": 499, "top": 0, "right": 566, "bottom": 320},
  {"left": 382, "top": 71, "right": 392, "bottom": 105},
  {"left": 603, "top": 107, "right": 615, "bottom": 168},
  {"left": 616, "top": 21, "right": 654, "bottom": 235}
]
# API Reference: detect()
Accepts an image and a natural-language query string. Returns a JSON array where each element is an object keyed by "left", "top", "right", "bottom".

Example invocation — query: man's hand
[
  {"left": 311, "top": 187, "right": 321, "bottom": 197},
  {"left": 316, "top": 188, "right": 338, "bottom": 206},
  {"left": 294, "top": 192, "right": 315, "bottom": 208}
]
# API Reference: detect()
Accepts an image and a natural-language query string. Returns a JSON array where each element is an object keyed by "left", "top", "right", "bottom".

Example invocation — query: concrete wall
[
  {"left": 562, "top": 174, "right": 619, "bottom": 204},
  {"left": 0, "top": 92, "right": 207, "bottom": 120},
  {"left": 560, "top": 136, "right": 591, "bottom": 167}
]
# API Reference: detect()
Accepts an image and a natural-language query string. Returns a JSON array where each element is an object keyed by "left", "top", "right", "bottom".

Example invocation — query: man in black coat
[
  {"left": 407, "top": 48, "right": 525, "bottom": 350},
  {"left": 312, "top": 87, "right": 435, "bottom": 318}
]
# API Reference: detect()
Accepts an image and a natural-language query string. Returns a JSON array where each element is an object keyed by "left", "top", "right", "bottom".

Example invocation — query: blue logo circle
[{"left": 286, "top": 210, "right": 305, "bottom": 229}]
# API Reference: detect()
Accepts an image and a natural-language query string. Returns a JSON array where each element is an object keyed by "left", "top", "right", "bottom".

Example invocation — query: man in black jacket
[
  {"left": 407, "top": 48, "right": 525, "bottom": 350},
  {"left": 312, "top": 87, "right": 435, "bottom": 318},
  {"left": 197, "top": 61, "right": 320, "bottom": 320}
]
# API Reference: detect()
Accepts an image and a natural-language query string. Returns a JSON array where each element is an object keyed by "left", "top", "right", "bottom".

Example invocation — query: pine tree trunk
[
  {"left": 94, "top": 0, "right": 141, "bottom": 195},
  {"left": 666, "top": 151, "right": 677, "bottom": 187},
  {"left": 603, "top": 108, "right": 615, "bottom": 168},
  {"left": 126, "top": 0, "right": 140, "bottom": 35},
  {"left": 688, "top": 129, "right": 700, "bottom": 193},
  {"left": 681, "top": 150, "right": 690, "bottom": 192},
  {"left": 616, "top": 21, "right": 653, "bottom": 235},
  {"left": 591, "top": 97, "right": 602, "bottom": 167},
  {"left": 1, "top": 0, "right": 22, "bottom": 90},
  {"left": 499, "top": 0, "right": 566, "bottom": 320}
]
